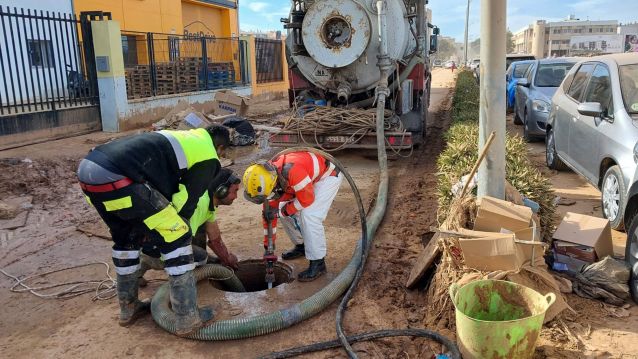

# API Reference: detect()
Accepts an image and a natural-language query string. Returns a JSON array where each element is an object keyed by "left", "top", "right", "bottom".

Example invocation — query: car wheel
[
  {"left": 546, "top": 128, "right": 567, "bottom": 170},
  {"left": 625, "top": 213, "right": 638, "bottom": 303},
  {"left": 602, "top": 165, "right": 626, "bottom": 230},
  {"left": 513, "top": 106, "right": 523, "bottom": 125}
]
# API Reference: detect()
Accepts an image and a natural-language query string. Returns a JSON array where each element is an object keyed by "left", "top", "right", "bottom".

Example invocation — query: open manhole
[{"left": 210, "top": 259, "right": 294, "bottom": 292}]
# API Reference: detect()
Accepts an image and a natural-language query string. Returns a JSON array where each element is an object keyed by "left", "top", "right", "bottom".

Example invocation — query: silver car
[
  {"left": 514, "top": 58, "right": 578, "bottom": 141},
  {"left": 546, "top": 53, "right": 638, "bottom": 230}
]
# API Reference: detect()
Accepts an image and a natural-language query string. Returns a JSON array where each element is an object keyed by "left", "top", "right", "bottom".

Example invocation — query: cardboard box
[
  {"left": 552, "top": 212, "right": 613, "bottom": 263},
  {"left": 473, "top": 196, "right": 533, "bottom": 233},
  {"left": 457, "top": 228, "right": 545, "bottom": 268},
  {"left": 459, "top": 233, "right": 526, "bottom": 271},
  {"left": 212, "top": 90, "right": 251, "bottom": 116}
]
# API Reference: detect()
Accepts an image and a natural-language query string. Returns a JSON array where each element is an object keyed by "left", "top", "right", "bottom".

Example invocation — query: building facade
[
  {"left": 513, "top": 16, "right": 619, "bottom": 58},
  {"left": 0, "top": 0, "right": 76, "bottom": 105}
]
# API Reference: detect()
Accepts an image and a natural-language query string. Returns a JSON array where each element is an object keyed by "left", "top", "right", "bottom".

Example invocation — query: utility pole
[
  {"left": 463, "top": 0, "right": 471, "bottom": 65},
  {"left": 477, "top": 0, "right": 506, "bottom": 199}
]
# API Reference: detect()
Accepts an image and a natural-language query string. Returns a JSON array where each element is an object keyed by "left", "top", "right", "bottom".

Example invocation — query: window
[
  {"left": 535, "top": 62, "right": 576, "bottom": 87},
  {"left": 27, "top": 40, "right": 54, "bottom": 68},
  {"left": 567, "top": 63, "right": 595, "bottom": 101},
  {"left": 552, "top": 40, "right": 561, "bottom": 45},
  {"left": 583, "top": 65, "right": 613, "bottom": 116},
  {"left": 619, "top": 64, "right": 638, "bottom": 114},
  {"left": 513, "top": 63, "right": 532, "bottom": 78},
  {"left": 601, "top": 41, "right": 607, "bottom": 51},
  {"left": 579, "top": 42, "right": 585, "bottom": 49},
  {"left": 589, "top": 41, "right": 596, "bottom": 50},
  {"left": 589, "top": 28, "right": 593, "bottom": 33},
  {"left": 121, "top": 35, "right": 139, "bottom": 67}
]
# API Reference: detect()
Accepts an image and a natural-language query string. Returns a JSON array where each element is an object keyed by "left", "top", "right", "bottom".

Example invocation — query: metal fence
[
  {"left": 0, "top": 6, "right": 101, "bottom": 115},
  {"left": 255, "top": 38, "right": 284, "bottom": 84},
  {"left": 122, "top": 32, "right": 247, "bottom": 99}
]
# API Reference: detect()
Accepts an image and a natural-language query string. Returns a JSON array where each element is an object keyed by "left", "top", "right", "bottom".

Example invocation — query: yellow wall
[
  {"left": 247, "top": 36, "right": 289, "bottom": 96},
  {"left": 75, "top": 0, "right": 238, "bottom": 36},
  {"left": 75, "top": 0, "right": 182, "bottom": 34}
]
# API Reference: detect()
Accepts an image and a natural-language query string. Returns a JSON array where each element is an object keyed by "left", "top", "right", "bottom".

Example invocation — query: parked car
[
  {"left": 433, "top": 59, "right": 443, "bottom": 67},
  {"left": 469, "top": 58, "right": 480, "bottom": 70},
  {"left": 624, "top": 166, "right": 638, "bottom": 302},
  {"left": 506, "top": 60, "right": 535, "bottom": 112},
  {"left": 546, "top": 53, "right": 638, "bottom": 233},
  {"left": 514, "top": 58, "right": 578, "bottom": 141},
  {"left": 506, "top": 53, "right": 536, "bottom": 70}
]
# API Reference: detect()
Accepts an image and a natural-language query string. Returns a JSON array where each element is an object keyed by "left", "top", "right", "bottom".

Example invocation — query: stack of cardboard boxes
[
  {"left": 458, "top": 196, "right": 614, "bottom": 273},
  {"left": 459, "top": 196, "right": 543, "bottom": 271}
]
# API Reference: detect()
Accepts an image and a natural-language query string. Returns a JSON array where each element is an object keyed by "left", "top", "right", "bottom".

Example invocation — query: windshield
[
  {"left": 506, "top": 56, "right": 535, "bottom": 69},
  {"left": 534, "top": 62, "right": 576, "bottom": 87},
  {"left": 619, "top": 64, "right": 638, "bottom": 114}
]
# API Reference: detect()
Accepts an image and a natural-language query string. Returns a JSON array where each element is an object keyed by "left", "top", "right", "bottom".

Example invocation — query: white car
[{"left": 469, "top": 58, "right": 480, "bottom": 70}]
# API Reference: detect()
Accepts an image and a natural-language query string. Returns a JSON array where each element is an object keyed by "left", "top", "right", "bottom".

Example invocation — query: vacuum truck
[{"left": 270, "top": 0, "right": 439, "bottom": 149}]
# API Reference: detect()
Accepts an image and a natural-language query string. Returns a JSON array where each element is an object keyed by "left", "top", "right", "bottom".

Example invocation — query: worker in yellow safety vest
[{"left": 77, "top": 125, "right": 229, "bottom": 337}]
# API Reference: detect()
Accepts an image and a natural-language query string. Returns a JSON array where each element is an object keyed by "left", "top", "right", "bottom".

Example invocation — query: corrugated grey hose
[{"left": 150, "top": 147, "right": 369, "bottom": 341}]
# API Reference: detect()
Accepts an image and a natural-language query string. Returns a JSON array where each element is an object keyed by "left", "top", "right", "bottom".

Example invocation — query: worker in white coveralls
[{"left": 242, "top": 151, "right": 343, "bottom": 281}]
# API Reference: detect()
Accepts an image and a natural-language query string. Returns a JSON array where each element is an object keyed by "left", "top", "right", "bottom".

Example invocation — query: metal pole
[
  {"left": 477, "top": 0, "right": 506, "bottom": 199},
  {"left": 463, "top": 0, "right": 470, "bottom": 66}
]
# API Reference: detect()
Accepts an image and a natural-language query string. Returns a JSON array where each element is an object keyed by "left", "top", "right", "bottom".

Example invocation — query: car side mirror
[
  {"left": 577, "top": 102, "right": 603, "bottom": 117},
  {"left": 517, "top": 78, "right": 529, "bottom": 87}
]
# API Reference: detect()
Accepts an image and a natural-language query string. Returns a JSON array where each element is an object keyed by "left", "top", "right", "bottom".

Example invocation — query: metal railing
[
  {"left": 122, "top": 31, "right": 247, "bottom": 99},
  {"left": 255, "top": 38, "right": 284, "bottom": 84},
  {"left": 0, "top": 6, "right": 100, "bottom": 116}
]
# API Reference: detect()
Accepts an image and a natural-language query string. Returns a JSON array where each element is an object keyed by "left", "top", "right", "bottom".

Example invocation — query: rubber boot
[
  {"left": 297, "top": 258, "right": 327, "bottom": 282},
  {"left": 117, "top": 273, "right": 151, "bottom": 327},
  {"left": 137, "top": 252, "right": 164, "bottom": 287},
  {"left": 169, "top": 271, "right": 215, "bottom": 337},
  {"left": 282, "top": 244, "right": 305, "bottom": 260}
]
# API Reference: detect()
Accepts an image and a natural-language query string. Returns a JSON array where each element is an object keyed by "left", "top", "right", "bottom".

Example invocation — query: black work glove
[{"left": 262, "top": 207, "right": 280, "bottom": 222}]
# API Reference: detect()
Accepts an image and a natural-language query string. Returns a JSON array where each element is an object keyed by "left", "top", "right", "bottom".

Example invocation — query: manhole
[{"left": 210, "top": 259, "right": 294, "bottom": 292}]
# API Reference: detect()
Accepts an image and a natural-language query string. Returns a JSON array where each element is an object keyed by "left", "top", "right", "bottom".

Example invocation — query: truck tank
[{"left": 278, "top": 0, "right": 439, "bottom": 148}]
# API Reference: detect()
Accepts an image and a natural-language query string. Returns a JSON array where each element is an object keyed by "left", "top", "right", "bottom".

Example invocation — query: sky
[{"left": 239, "top": 0, "right": 638, "bottom": 41}]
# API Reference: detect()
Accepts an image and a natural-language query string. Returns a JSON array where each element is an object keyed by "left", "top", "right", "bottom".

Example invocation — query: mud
[
  {"left": 470, "top": 282, "right": 533, "bottom": 321},
  {"left": 1, "top": 69, "right": 636, "bottom": 358}
]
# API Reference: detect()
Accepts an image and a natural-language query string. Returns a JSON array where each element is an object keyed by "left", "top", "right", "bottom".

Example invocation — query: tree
[
  {"left": 469, "top": 38, "right": 480, "bottom": 59},
  {"left": 506, "top": 30, "right": 514, "bottom": 53},
  {"left": 436, "top": 37, "right": 458, "bottom": 61}
]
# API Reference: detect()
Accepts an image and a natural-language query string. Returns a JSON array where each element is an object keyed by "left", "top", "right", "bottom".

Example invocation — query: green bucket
[{"left": 449, "top": 279, "right": 555, "bottom": 359}]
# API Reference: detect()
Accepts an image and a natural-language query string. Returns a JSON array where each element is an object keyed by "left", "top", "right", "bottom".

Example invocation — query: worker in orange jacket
[{"left": 243, "top": 151, "right": 343, "bottom": 281}]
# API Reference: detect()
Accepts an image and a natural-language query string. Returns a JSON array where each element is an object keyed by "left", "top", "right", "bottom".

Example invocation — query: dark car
[
  {"left": 506, "top": 60, "right": 535, "bottom": 111},
  {"left": 514, "top": 58, "right": 578, "bottom": 141},
  {"left": 506, "top": 53, "right": 536, "bottom": 69}
]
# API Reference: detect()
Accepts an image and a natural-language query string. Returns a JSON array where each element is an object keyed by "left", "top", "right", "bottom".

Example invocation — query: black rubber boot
[
  {"left": 297, "top": 258, "right": 326, "bottom": 282},
  {"left": 282, "top": 244, "right": 305, "bottom": 260},
  {"left": 169, "top": 271, "right": 215, "bottom": 337},
  {"left": 117, "top": 273, "right": 151, "bottom": 327}
]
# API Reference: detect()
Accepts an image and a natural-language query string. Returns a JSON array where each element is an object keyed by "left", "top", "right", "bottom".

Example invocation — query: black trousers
[{"left": 82, "top": 182, "right": 195, "bottom": 277}]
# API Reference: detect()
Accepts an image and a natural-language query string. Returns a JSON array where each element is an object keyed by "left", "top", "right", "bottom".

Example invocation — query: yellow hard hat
[{"left": 242, "top": 162, "right": 278, "bottom": 204}]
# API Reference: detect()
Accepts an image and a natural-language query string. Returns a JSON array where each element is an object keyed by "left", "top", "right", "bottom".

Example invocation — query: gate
[{"left": 0, "top": 7, "right": 108, "bottom": 150}]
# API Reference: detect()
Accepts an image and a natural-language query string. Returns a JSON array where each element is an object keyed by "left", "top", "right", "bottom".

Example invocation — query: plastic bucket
[{"left": 449, "top": 279, "right": 555, "bottom": 359}]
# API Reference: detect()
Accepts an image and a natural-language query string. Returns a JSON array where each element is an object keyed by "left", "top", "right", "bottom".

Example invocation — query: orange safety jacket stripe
[{"left": 261, "top": 151, "right": 335, "bottom": 246}]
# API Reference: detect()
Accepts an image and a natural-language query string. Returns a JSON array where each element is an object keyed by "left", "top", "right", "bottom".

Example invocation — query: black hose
[{"left": 259, "top": 329, "right": 462, "bottom": 359}]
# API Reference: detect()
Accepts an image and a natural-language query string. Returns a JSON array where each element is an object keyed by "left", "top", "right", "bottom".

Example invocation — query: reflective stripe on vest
[{"left": 159, "top": 128, "right": 218, "bottom": 169}]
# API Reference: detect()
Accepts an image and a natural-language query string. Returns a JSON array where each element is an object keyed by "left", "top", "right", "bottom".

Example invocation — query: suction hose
[{"left": 150, "top": 146, "right": 369, "bottom": 340}]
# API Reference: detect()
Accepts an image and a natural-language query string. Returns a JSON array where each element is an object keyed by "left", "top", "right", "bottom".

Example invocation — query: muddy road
[{"left": 0, "top": 69, "right": 456, "bottom": 358}]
